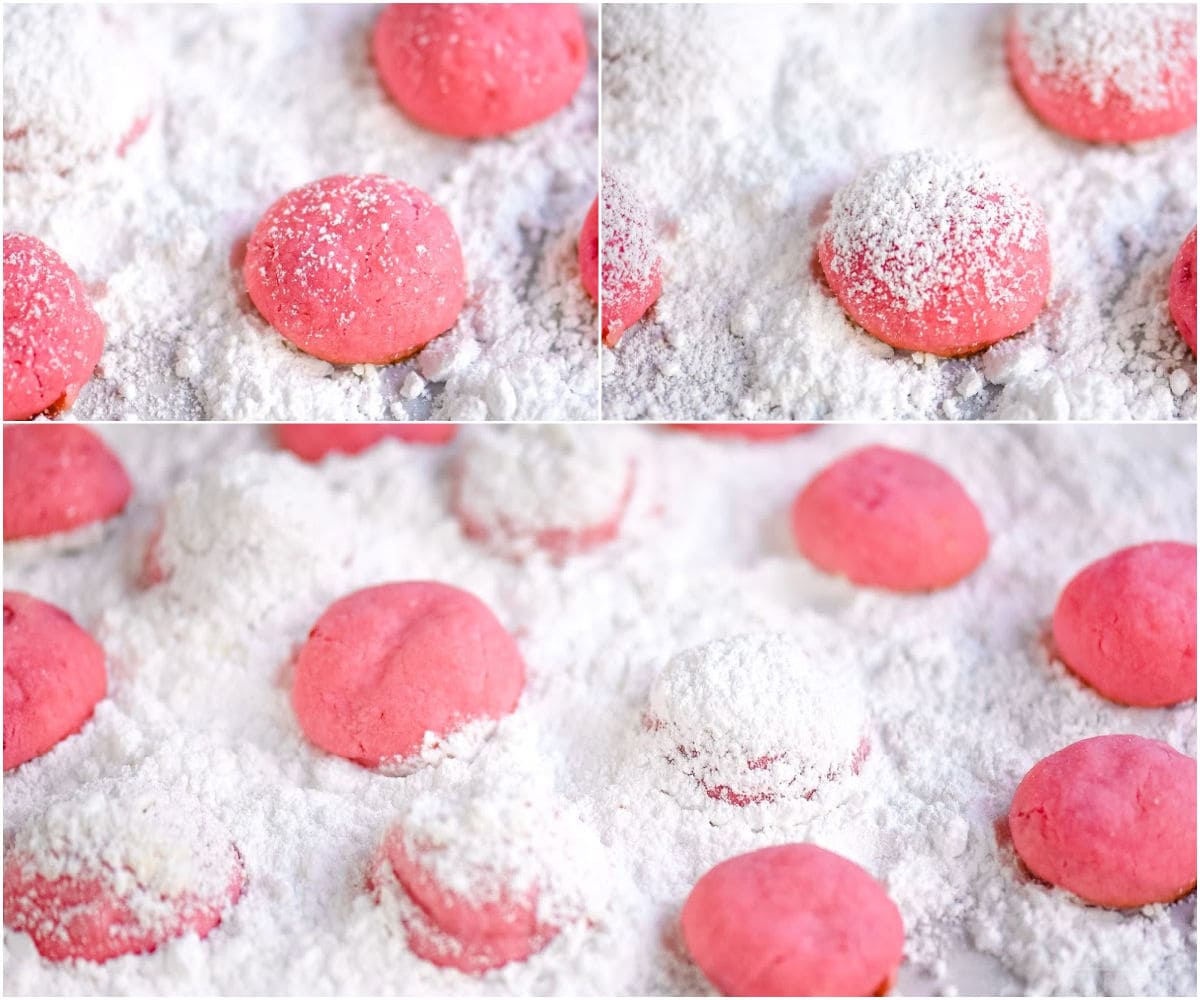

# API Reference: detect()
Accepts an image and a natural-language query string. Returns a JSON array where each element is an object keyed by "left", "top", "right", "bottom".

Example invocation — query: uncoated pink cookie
[
  {"left": 1169, "top": 228, "right": 1196, "bottom": 353},
  {"left": 243, "top": 174, "right": 465, "bottom": 365},
  {"left": 276, "top": 424, "right": 457, "bottom": 462}
]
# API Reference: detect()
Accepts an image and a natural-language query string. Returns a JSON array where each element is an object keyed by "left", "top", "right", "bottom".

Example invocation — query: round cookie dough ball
[
  {"left": 453, "top": 426, "right": 636, "bottom": 560},
  {"left": 682, "top": 844, "right": 905, "bottom": 997},
  {"left": 792, "top": 445, "right": 988, "bottom": 592},
  {"left": 1007, "top": 5, "right": 1197, "bottom": 144},
  {"left": 2, "top": 6, "right": 152, "bottom": 174},
  {"left": 276, "top": 424, "right": 458, "bottom": 461},
  {"left": 3, "top": 425, "right": 132, "bottom": 542},
  {"left": 644, "top": 632, "right": 868, "bottom": 810},
  {"left": 372, "top": 4, "right": 587, "bottom": 138},
  {"left": 3, "top": 592, "right": 106, "bottom": 771},
  {"left": 3, "top": 780, "right": 244, "bottom": 962},
  {"left": 243, "top": 174, "right": 466, "bottom": 365},
  {"left": 579, "top": 195, "right": 599, "bottom": 301},
  {"left": 818, "top": 150, "right": 1050, "bottom": 357},
  {"left": 4, "top": 233, "right": 106, "bottom": 420},
  {"left": 1009, "top": 735, "right": 1196, "bottom": 908},
  {"left": 292, "top": 582, "right": 525, "bottom": 771},
  {"left": 669, "top": 424, "right": 818, "bottom": 440},
  {"left": 1170, "top": 228, "right": 1196, "bottom": 353},
  {"left": 1052, "top": 541, "right": 1196, "bottom": 707},
  {"left": 600, "top": 169, "right": 662, "bottom": 347}
]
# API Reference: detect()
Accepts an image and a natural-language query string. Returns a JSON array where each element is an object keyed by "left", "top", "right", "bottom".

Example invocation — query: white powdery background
[
  {"left": 2, "top": 5, "right": 598, "bottom": 421},
  {"left": 600, "top": 5, "right": 1197, "bottom": 420},
  {"left": 2, "top": 423, "right": 1195, "bottom": 996}
]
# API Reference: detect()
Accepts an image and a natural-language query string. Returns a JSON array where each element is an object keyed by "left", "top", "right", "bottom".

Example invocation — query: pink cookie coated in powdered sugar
[
  {"left": 599, "top": 170, "right": 662, "bottom": 347},
  {"left": 792, "top": 445, "right": 989, "bottom": 592},
  {"left": 3, "top": 234, "right": 106, "bottom": 420},
  {"left": 3, "top": 591, "right": 106, "bottom": 772},
  {"left": 1007, "top": 5, "right": 1197, "bottom": 144},
  {"left": 275, "top": 423, "right": 457, "bottom": 462},
  {"left": 1009, "top": 735, "right": 1197, "bottom": 909},
  {"left": 1052, "top": 541, "right": 1197, "bottom": 707},
  {"left": 3, "top": 425, "right": 132, "bottom": 542},
  {"left": 818, "top": 150, "right": 1051, "bottom": 357},
  {"left": 243, "top": 174, "right": 466, "bottom": 365},
  {"left": 372, "top": 4, "right": 587, "bottom": 139},
  {"left": 1169, "top": 228, "right": 1196, "bottom": 353},
  {"left": 291, "top": 582, "right": 525, "bottom": 769}
]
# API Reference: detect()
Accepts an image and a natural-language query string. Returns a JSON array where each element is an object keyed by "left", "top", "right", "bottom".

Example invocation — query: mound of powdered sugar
[
  {"left": 2, "top": 5, "right": 598, "bottom": 420},
  {"left": 3, "top": 423, "right": 1195, "bottom": 995},
  {"left": 601, "top": 4, "right": 1197, "bottom": 420}
]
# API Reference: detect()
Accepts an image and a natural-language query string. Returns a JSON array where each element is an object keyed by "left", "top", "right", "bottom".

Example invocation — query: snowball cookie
[
  {"left": 669, "top": 424, "right": 818, "bottom": 440},
  {"left": 276, "top": 423, "right": 458, "bottom": 461},
  {"left": 792, "top": 445, "right": 989, "bottom": 592},
  {"left": 682, "top": 844, "right": 905, "bottom": 997},
  {"left": 3, "top": 592, "right": 106, "bottom": 771},
  {"left": 1052, "top": 541, "right": 1196, "bottom": 707},
  {"left": 1007, "top": 5, "right": 1197, "bottom": 144},
  {"left": 3, "top": 6, "right": 152, "bottom": 174},
  {"left": 368, "top": 783, "right": 607, "bottom": 973},
  {"left": 243, "top": 174, "right": 466, "bottom": 365},
  {"left": 644, "top": 633, "right": 868, "bottom": 810},
  {"left": 4, "top": 233, "right": 106, "bottom": 420},
  {"left": 579, "top": 195, "right": 599, "bottom": 300},
  {"left": 292, "top": 582, "right": 525, "bottom": 771},
  {"left": 372, "top": 4, "right": 587, "bottom": 138},
  {"left": 818, "top": 150, "right": 1051, "bottom": 357},
  {"left": 453, "top": 425, "right": 636, "bottom": 560},
  {"left": 1170, "top": 228, "right": 1196, "bottom": 353},
  {"left": 3, "top": 780, "right": 245, "bottom": 962},
  {"left": 1009, "top": 735, "right": 1197, "bottom": 908},
  {"left": 3, "top": 425, "right": 132, "bottom": 542},
  {"left": 599, "top": 169, "right": 662, "bottom": 347}
]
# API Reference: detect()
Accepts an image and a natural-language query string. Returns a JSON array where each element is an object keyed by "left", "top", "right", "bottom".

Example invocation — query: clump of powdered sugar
[
  {"left": 1017, "top": 4, "right": 1196, "bottom": 111},
  {"left": 601, "top": 5, "right": 1196, "bottom": 420}
]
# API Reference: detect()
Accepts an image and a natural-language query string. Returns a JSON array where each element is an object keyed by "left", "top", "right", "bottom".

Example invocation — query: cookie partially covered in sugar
[
  {"left": 3, "top": 780, "right": 245, "bottom": 962},
  {"left": 1170, "top": 228, "right": 1196, "bottom": 353},
  {"left": 1009, "top": 735, "right": 1197, "bottom": 908},
  {"left": 643, "top": 632, "right": 869, "bottom": 812},
  {"left": 276, "top": 423, "right": 457, "bottom": 462},
  {"left": 597, "top": 170, "right": 662, "bottom": 347},
  {"left": 818, "top": 150, "right": 1050, "bottom": 357},
  {"left": 1007, "top": 4, "right": 1197, "bottom": 144},
  {"left": 453, "top": 425, "right": 636, "bottom": 560}
]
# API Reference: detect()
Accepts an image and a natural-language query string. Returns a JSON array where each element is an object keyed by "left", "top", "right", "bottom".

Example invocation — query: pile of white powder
[
  {"left": 4, "top": 423, "right": 1195, "bottom": 995},
  {"left": 2, "top": 4, "right": 598, "bottom": 420},
  {"left": 600, "top": 4, "right": 1197, "bottom": 420}
]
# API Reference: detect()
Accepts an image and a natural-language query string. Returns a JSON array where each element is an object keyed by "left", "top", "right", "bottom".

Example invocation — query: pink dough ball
[
  {"left": 792, "top": 445, "right": 988, "bottom": 592},
  {"left": 681, "top": 844, "right": 904, "bottom": 997},
  {"left": 819, "top": 150, "right": 1050, "bottom": 357},
  {"left": 372, "top": 4, "right": 587, "bottom": 138},
  {"left": 276, "top": 424, "right": 458, "bottom": 462},
  {"left": 3, "top": 425, "right": 132, "bottom": 542},
  {"left": 1169, "top": 227, "right": 1196, "bottom": 353},
  {"left": 1007, "top": 5, "right": 1197, "bottom": 144},
  {"left": 3, "top": 233, "right": 106, "bottom": 420},
  {"left": 3, "top": 592, "right": 106, "bottom": 771},
  {"left": 291, "top": 582, "right": 525, "bottom": 769},
  {"left": 1052, "top": 541, "right": 1196, "bottom": 707},
  {"left": 669, "top": 424, "right": 818, "bottom": 440},
  {"left": 1009, "top": 735, "right": 1197, "bottom": 908},
  {"left": 600, "top": 169, "right": 662, "bottom": 347},
  {"left": 243, "top": 174, "right": 466, "bottom": 365},
  {"left": 579, "top": 195, "right": 599, "bottom": 302}
]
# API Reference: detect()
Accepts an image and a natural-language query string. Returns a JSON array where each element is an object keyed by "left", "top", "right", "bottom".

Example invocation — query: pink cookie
[
  {"left": 3, "top": 592, "right": 106, "bottom": 771},
  {"left": 4, "top": 784, "right": 245, "bottom": 962},
  {"left": 372, "top": 4, "right": 587, "bottom": 138},
  {"left": 1007, "top": 6, "right": 1197, "bottom": 144},
  {"left": 243, "top": 174, "right": 466, "bottom": 365},
  {"left": 292, "top": 582, "right": 525, "bottom": 769},
  {"left": 1170, "top": 228, "right": 1196, "bottom": 353},
  {"left": 600, "top": 170, "right": 662, "bottom": 347},
  {"left": 3, "top": 425, "right": 132, "bottom": 542},
  {"left": 792, "top": 445, "right": 988, "bottom": 592},
  {"left": 669, "top": 424, "right": 818, "bottom": 440},
  {"left": 819, "top": 150, "right": 1050, "bottom": 357},
  {"left": 3, "top": 233, "right": 106, "bottom": 420},
  {"left": 276, "top": 424, "right": 458, "bottom": 462},
  {"left": 1052, "top": 541, "right": 1196, "bottom": 707},
  {"left": 682, "top": 844, "right": 905, "bottom": 997},
  {"left": 579, "top": 195, "right": 599, "bottom": 302},
  {"left": 1009, "top": 735, "right": 1197, "bottom": 908}
]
